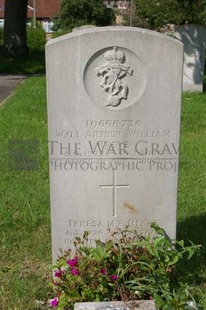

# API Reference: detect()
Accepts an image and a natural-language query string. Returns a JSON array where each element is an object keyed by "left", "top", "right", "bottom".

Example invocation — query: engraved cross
[{"left": 100, "top": 170, "right": 129, "bottom": 217}]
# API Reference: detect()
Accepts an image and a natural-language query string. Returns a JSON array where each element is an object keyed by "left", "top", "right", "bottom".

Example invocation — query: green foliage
[
  {"left": 50, "top": 224, "right": 201, "bottom": 309},
  {"left": 27, "top": 26, "right": 46, "bottom": 52},
  {"left": 0, "top": 27, "right": 46, "bottom": 74},
  {"left": 130, "top": 0, "right": 206, "bottom": 30},
  {"left": 53, "top": 0, "right": 115, "bottom": 31},
  {"left": 52, "top": 29, "right": 71, "bottom": 39}
]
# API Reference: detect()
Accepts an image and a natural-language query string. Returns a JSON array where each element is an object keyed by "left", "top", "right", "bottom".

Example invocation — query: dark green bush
[
  {"left": 0, "top": 28, "right": 3, "bottom": 46},
  {"left": 52, "top": 29, "right": 71, "bottom": 39},
  {"left": 27, "top": 27, "right": 46, "bottom": 52}
]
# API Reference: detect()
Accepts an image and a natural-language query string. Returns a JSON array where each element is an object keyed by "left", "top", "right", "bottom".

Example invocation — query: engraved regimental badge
[{"left": 95, "top": 47, "right": 133, "bottom": 108}]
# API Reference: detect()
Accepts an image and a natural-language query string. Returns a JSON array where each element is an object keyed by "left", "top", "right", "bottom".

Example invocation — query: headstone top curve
[{"left": 46, "top": 26, "right": 184, "bottom": 47}]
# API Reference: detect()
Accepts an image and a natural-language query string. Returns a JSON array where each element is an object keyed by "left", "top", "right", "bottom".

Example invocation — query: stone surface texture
[
  {"left": 46, "top": 27, "right": 183, "bottom": 261},
  {"left": 74, "top": 301, "right": 156, "bottom": 310},
  {"left": 173, "top": 24, "right": 206, "bottom": 92}
]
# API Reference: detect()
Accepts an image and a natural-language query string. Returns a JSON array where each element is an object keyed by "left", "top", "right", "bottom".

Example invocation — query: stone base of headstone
[{"left": 74, "top": 300, "right": 156, "bottom": 310}]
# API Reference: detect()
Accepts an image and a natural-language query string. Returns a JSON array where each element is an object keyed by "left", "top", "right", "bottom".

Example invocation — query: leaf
[
  {"left": 151, "top": 222, "right": 171, "bottom": 241},
  {"left": 154, "top": 293, "right": 165, "bottom": 307},
  {"left": 167, "top": 255, "right": 179, "bottom": 266},
  {"left": 92, "top": 246, "right": 107, "bottom": 260}
]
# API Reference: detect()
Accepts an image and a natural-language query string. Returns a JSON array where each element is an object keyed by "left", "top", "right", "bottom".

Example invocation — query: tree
[
  {"left": 3, "top": 0, "right": 28, "bottom": 56},
  {"left": 54, "top": 0, "right": 115, "bottom": 31},
  {"left": 127, "top": 0, "right": 206, "bottom": 31}
]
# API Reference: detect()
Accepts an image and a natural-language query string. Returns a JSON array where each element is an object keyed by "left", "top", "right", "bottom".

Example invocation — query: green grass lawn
[
  {"left": 0, "top": 78, "right": 205, "bottom": 309},
  {"left": 0, "top": 77, "right": 51, "bottom": 310},
  {"left": 177, "top": 92, "right": 206, "bottom": 306}
]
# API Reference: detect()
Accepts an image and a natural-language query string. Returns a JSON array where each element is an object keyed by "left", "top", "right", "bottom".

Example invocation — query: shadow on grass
[
  {"left": 203, "top": 76, "right": 206, "bottom": 92},
  {"left": 177, "top": 213, "right": 206, "bottom": 247},
  {"left": 0, "top": 51, "right": 45, "bottom": 74},
  {"left": 176, "top": 214, "right": 206, "bottom": 286},
  {"left": 203, "top": 61, "right": 206, "bottom": 92}
]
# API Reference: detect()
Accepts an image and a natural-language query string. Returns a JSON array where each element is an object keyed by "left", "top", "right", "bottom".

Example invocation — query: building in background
[
  {"left": 0, "top": 0, "right": 4, "bottom": 28},
  {"left": 0, "top": 0, "right": 133, "bottom": 33},
  {"left": 104, "top": 0, "right": 129, "bottom": 10},
  {"left": 104, "top": 0, "right": 133, "bottom": 25},
  {"left": 0, "top": 0, "right": 61, "bottom": 34}
]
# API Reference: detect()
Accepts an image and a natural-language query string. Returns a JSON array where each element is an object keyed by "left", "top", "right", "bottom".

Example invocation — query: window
[
  {"left": 42, "top": 20, "right": 54, "bottom": 33},
  {"left": 0, "top": 19, "right": 4, "bottom": 28}
]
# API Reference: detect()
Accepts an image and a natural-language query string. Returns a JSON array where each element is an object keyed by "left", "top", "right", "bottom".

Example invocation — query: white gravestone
[
  {"left": 173, "top": 24, "right": 206, "bottom": 92},
  {"left": 46, "top": 27, "right": 183, "bottom": 260}
]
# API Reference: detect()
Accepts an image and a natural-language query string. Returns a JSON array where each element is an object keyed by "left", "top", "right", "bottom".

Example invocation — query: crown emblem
[
  {"left": 104, "top": 47, "right": 125, "bottom": 64},
  {"left": 95, "top": 47, "right": 133, "bottom": 108}
]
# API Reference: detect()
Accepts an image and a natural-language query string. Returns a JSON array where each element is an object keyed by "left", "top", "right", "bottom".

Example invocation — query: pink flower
[
  {"left": 54, "top": 269, "right": 62, "bottom": 278},
  {"left": 71, "top": 268, "right": 79, "bottom": 276},
  {"left": 67, "top": 256, "right": 78, "bottom": 267},
  {"left": 100, "top": 268, "right": 107, "bottom": 275},
  {"left": 50, "top": 297, "right": 58, "bottom": 307},
  {"left": 110, "top": 274, "right": 118, "bottom": 281}
]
